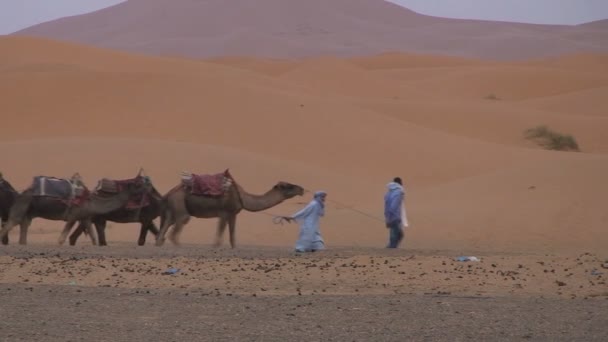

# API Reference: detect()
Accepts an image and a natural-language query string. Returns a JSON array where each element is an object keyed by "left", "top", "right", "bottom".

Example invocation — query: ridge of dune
[
  {"left": 577, "top": 19, "right": 608, "bottom": 29},
  {"left": 518, "top": 87, "right": 608, "bottom": 118},
  {"left": 516, "top": 53, "right": 608, "bottom": 72},
  {"left": 348, "top": 52, "right": 489, "bottom": 69},
  {"left": 397, "top": 66, "right": 608, "bottom": 100},
  {"left": 0, "top": 35, "right": 280, "bottom": 81},
  {"left": 205, "top": 56, "right": 300, "bottom": 76},
  {"left": 276, "top": 56, "right": 417, "bottom": 98},
  {"left": 11, "top": 0, "right": 608, "bottom": 60},
  {"left": 206, "top": 52, "right": 487, "bottom": 77}
]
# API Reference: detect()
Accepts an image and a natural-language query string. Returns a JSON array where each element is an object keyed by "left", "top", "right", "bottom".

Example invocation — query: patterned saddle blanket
[
  {"left": 94, "top": 176, "right": 151, "bottom": 209},
  {"left": 181, "top": 169, "right": 233, "bottom": 196}
]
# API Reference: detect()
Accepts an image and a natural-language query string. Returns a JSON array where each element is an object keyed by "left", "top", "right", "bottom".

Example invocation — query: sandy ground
[
  {"left": 1, "top": 245, "right": 607, "bottom": 299},
  {"left": 2, "top": 285, "right": 607, "bottom": 341},
  {"left": 0, "top": 245, "right": 607, "bottom": 341}
]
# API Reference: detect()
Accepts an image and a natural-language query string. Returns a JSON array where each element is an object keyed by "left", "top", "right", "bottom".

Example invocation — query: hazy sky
[
  {"left": 0, "top": 0, "right": 124, "bottom": 34},
  {"left": 388, "top": 0, "right": 608, "bottom": 25},
  {"left": 1, "top": 0, "right": 608, "bottom": 34}
]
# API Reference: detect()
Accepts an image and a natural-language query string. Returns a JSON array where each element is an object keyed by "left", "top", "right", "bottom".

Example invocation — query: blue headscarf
[{"left": 313, "top": 191, "right": 327, "bottom": 208}]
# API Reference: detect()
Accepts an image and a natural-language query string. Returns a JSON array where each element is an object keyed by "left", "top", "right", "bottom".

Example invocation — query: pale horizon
[
  {"left": 388, "top": 0, "right": 608, "bottom": 25},
  {"left": 1, "top": 0, "right": 608, "bottom": 35}
]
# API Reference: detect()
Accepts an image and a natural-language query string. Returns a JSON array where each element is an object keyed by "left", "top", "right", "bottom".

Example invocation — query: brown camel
[
  {"left": 155, "top": 170, "right": 304, "bottom": 248},
  {"left": 68, "top": 176, "right": 163, "bottom": 246},
  {"left": 0, "top": 173, "right": 18, "bottom": 245},
  {"left": 0, "top": 174, "right": 152, "bottom": 246}
]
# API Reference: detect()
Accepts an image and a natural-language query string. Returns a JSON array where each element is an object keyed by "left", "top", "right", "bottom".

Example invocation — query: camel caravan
[{"left": 0, "top": 169, "right": 303, "bottom": 248}]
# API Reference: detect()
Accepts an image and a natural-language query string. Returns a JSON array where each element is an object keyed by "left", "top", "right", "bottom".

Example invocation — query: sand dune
[
  {"left": 1, "top": 36, "right": 607, "bottom": 255},
  {"left": 520, "top": 87, "right": 608, "bottom": 117},
  {"left": 518, "top": 53, "right": 608, "bottom": 72},
  {"left": 11, "top": 0, "right": 608, "bottom": 60}
]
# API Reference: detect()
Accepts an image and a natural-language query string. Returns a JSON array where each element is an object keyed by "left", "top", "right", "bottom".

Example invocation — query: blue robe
[{"left": 292, "top": 197, "right": 325, "bottom": 252}]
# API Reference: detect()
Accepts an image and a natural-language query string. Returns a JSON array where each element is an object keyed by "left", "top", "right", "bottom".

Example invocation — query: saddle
[
  {"left": 181, "top": 169, "right": 233, "bottom": 197},
  {"left": 31, "top": 174, "right": 89, "bottom": 206},
  {"left": 95, "top": 176, "right": 151, "bottom": 209}
]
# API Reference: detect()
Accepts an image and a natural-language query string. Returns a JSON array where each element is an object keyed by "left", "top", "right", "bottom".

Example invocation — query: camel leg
[
  {"left": 139, "top": 221, "right": 159, "bottom": 246},
  {"left": 137, "top": 222, "right": 147, "bottom": 246},
  {"left": 18, "top": 217, "right": 32, "bottom": 245},
  {"left": 94, "top": 220, "right": 107, "bottom": 246},
  {"left": 0, "top": 219, "right": 19, "bottom": 246},
  {"left": 1, "top": 221, "right": 8, "bottom": 245},
  {"left": 1, "top": 213, "right": 8, "bottom": 245},
  {"left": 84, "top": 220, "right": 98, "bottom": 246},
  {"left": 69, "top": 221, "right": 86, "bottom": 246},
  {"left": 148, "top": 222, "right": 160, "bottom": 237},
  {"left": 156, "top": 212, "right": 174, "bottom": 247},
  {"left": 1, "top": 193, "right": 32, "bottom": 245},
  {"left": 169, "top": 216, "right": 189, "bottom": 246},
  {"left": 58, "top": 220, "right": 78, "bottom": 246},
  {"left": 227, "top": 214, "right": 237, "bottom": 249},
  {"left": 214, "top": 217, "right": 228, "bottom": 248}
]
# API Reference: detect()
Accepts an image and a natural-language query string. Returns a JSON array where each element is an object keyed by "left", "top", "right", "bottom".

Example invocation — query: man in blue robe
[{"left": 384, "top": 177, "right": 406, "bottom": 248}]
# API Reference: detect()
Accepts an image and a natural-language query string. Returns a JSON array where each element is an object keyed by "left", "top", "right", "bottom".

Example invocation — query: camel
[
  {"left": 0, "top": 173, "right": 18, "bottom": 245},
  {"left": 155, "top": 170, "right": 304, "bottom": 248},
  {"left": 0, "top": 173, "right": 152, "bottom": 246},
  {"left": 68, "top": 178, "right": 163, "bottom": 246}
]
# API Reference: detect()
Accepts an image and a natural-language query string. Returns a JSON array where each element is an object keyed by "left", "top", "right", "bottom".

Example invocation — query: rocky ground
[{"left": 1, "top": 244, "right": 607, "bottom": 341}]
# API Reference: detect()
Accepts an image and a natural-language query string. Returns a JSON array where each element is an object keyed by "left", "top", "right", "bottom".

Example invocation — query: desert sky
[{"left": 3, "top": 0, "right": 608, "bottom": 34}]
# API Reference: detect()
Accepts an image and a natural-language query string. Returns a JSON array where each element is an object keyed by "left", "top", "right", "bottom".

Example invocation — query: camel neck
[
  {"left": 236, "top": 184, "right": 285, "bottom": 212},
  {"left": 86, "top": 190, "right": 130, "bottom": 214}
]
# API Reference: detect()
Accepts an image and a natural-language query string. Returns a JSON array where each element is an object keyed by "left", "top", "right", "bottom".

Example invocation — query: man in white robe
[{"left": 286, "top": 191, "right": 327, "bottom": 252}]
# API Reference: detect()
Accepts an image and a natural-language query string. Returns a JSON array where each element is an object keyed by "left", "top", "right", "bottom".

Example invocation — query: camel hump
[{"left": 181, "top": 170, "right": 233, "bottom": 197}]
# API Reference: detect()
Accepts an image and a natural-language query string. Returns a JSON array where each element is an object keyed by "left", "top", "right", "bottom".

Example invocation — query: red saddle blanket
[
  {"left": 69, "top": 194, "right": 90, "bottom": 207},
  {"left": 182, "top": 170, "right": 233, "bottom": 196}
]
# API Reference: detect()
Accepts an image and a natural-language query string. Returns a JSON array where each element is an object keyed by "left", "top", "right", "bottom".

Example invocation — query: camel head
[{"left": 272, "top": 182, "right": 305, "bottom": 199}]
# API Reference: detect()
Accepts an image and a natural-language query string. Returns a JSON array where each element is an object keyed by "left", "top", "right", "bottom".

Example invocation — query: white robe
[
  {"left": 401, "top": 202, "right": 409, "bottom": 228},
  {"left": 292, "top": 199, "right": 325, "bottom": 252}
]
